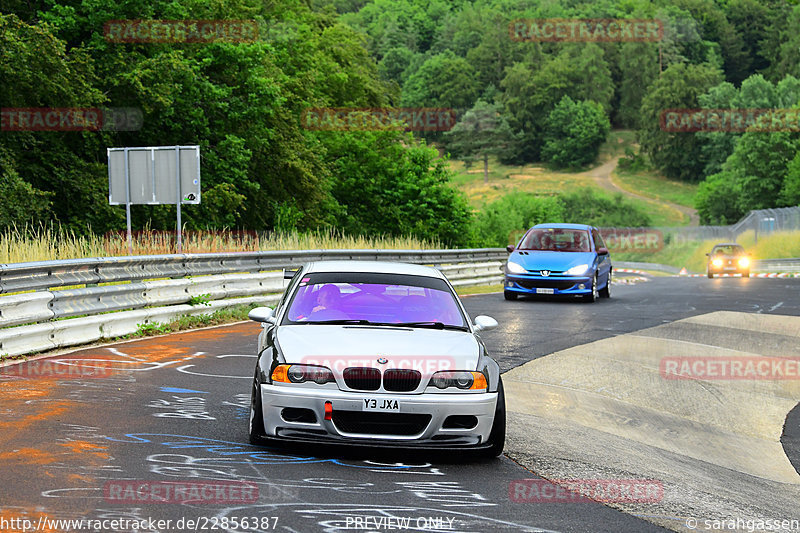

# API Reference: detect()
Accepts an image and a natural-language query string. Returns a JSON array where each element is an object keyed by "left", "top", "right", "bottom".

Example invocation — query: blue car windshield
[
  {"left": 282, "top": 274, "right": 467, "bottom": 328},
  {"left": 519, "top": 229, "right": 591, "bottom": 252}
]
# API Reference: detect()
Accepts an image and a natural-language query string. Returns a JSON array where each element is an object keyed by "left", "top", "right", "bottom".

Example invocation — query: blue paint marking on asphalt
[
  {"left": 104, "top": 433, "right": 417, "bottom": 470},
  {"left": 159, "top": 386, "right": 207, "bottom": 394}
]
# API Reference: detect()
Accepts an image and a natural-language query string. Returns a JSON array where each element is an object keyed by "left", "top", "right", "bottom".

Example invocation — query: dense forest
[{"left": 2, "top": 0, "right": 799, "bottom": 246}]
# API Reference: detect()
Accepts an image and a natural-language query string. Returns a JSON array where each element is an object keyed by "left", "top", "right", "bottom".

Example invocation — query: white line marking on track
[
  {"left": 175, "top": 364, "right": 249, "bottom": 379},
  {"left": 769, "top": 302, "right": 784, "bottom": 312}
]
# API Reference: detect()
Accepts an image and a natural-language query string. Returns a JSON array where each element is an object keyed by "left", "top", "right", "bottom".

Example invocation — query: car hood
[
  {"left": 276, "top": 325, "right": 480, "bottom": 374},
  {"left": 509, "top": 251, "right": 596, "bottom": 272}
]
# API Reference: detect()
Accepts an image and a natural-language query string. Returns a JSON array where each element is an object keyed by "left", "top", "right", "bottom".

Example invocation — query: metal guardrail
[
  {"left": 615, "top": 261, "right": 682, "bottom": 274},
  {"left": 2, "top": 247, "right": 796, "bottom": 359},
  {"left": 0, "top": 250, "right": 506, "bottom": 358},
  {"left": 0, "top": 249, "right": 506, "bottom": 294},
  {"left": 752, "top": 258, "right": 800, "bottom": 272}
]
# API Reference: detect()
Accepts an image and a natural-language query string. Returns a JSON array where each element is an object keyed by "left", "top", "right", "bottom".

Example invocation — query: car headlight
[
  {"left": 738, "top": 257, "right": 750, "bottom": 268},
  {"left": 506, "top": 260, "right": 527, "bottom": 274},
  {"left": 429, "top": 371, "right": 487, "bottom": 391},
  {"left": 272, "top": 364, "right": 335, "bottom": 385},
  {"left": 564, "top": 264, "right": 590, "bottom": 276},
  {"left": 712, "top": 258, "right": 723, "bottom": 267}
]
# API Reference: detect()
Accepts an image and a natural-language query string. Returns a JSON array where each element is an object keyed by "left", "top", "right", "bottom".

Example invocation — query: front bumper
[
  {"left": 503, "top": 274, "right": 593, "bottom": 296},
  {"left": 708, "top": 263, "right": 748, "bottom": 274},
  {"left": 258, "top": 383, "right": 498, "bottom": 447}
]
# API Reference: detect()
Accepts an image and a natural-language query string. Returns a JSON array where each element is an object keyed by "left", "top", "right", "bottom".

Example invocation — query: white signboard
[
  {"left": 107, "top": 145, "right": 200, "bottom": 254},
  {"left": 108, "top": 145, "right": 200, "bottom": 204}
]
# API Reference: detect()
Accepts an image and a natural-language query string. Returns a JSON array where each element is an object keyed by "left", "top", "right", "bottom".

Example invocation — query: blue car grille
[{"left": 516, "top": 279, "right": 578, "bottom": 290}]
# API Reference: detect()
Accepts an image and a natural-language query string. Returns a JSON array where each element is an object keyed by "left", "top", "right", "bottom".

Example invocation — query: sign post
[{"left": 108, "top": 145, "right": 200, "bottom": 254}]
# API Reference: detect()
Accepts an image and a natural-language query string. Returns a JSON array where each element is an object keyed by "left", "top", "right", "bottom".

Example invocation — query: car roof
[
  {"left": 712, "top": 243, "right": 743, "bottom": 247},
  {"left": 303, "top": 260, "right": 446, "bottom": 279},
  {"left": 533, "top": 223, "right": 593, "bottom": 230}
]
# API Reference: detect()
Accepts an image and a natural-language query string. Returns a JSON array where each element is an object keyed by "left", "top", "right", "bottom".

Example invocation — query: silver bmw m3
[{"left": 247, "top": 260, "right": 505, "bottom": 458}]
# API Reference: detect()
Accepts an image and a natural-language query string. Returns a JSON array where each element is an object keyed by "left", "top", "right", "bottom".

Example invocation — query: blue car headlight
[
  {"left": 564, "top": 264, "right": 590, "bottom": 276},
  {"left": 506, "top": 260, "right": 527, "bottom": 274}
]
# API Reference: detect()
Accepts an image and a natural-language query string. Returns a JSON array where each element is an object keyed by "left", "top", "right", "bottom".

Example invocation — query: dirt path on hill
[{"left": 578, "top": 157, "right": 700, "bottom": 226}]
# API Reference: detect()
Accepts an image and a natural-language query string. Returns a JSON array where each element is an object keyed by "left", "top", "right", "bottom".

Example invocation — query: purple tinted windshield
[{"left": 284, "top": 282, "right": 466, "bottom": 327}]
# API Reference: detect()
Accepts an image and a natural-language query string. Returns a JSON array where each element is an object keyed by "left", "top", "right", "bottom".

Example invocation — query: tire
[
  {"left": 503, "top": 291, "right": 518, "bottom": 301},
  {"left": 249, "top": 373, "right": 268, "bottom": 445},
  {"left": 599, "top": 270, "right": 611, "bottom": 298},
  {"left": 707, "top": 271, "right": 714, "bottom": 279},
  {"left": 480, "top": 378, "right": 506, "bottom": 459},
  {"left": 583, "top": 273, "right": 598, "bottom": 302},
  {"left": 742, "top": 271, "right": 750, "bottom": 278}
]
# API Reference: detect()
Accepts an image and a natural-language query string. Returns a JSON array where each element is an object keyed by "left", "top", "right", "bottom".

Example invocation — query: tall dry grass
[{"left": 0, "top": 225, "right": 442, "bottom": 264}]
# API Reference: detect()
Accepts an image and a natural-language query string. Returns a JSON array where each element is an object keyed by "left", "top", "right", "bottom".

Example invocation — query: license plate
[
  {"left": 362, "top": 398, "right": 400, "bottom": 412},
  {"left": 536, "top": 288, "right": 555, "bottom": 294}
]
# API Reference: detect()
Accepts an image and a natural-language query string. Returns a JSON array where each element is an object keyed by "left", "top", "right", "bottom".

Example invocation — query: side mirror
[
  {"left": 248, "top": 307, "right": 276, "bottom": 324},
  {"left": 283, "top": 269, "right": 298, "bottom": 279},
  {"left": 705, "top": 253, "right": 710, "bottom": 256},
  {"left": 473, "top": 315, "right": 498, "bottom": 332},
  {"left": 596, "top": 247, "right": 609, "bottom": 255},
  {"left": 506, "top": 245, "right": 516, "bottom": 253}
]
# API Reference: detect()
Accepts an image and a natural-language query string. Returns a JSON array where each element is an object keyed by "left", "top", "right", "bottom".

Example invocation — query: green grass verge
[
  {"left": 613, "top": 169, "right": 698, "bottom": 208},
  {"left": 447, "top": 130, "right": 689, "bottom": 226},
  {"left": 455, "top": 283, "right": 502, "bottom": 296},
  {"left": 123, "top": 303, "right": 259, "bottom": 339}
]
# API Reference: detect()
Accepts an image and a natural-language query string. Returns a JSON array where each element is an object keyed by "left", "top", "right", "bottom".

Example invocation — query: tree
[
  {"left": 695, "top": 170, "right": 745, "bottom": 224},
  {"left": 541, "top": 96, "right": 610, "bottom": 169},
  {"left": 500, "top": 45, "right": 613, "bottom": 164},
  {"left": 638, "top": 62, "right": 724, "bottom": 181},
  {"left": 617, "top": 43, "right": 659, "bottom": 128},
  {"left": 444, "top": 100, "right": 517, "bottom": 183},
  {"left": 781, "top": 153, "right": 800, "bottom": 206},
  {"left": 559, "top": 188, "right": 652, "bottom": 227},
  {"left": 726, "top": 0, "right": 774, "bottom": 81},
  {"left": 321, "top": 131, "right": 473, "bottom": 247},
  {"left": 695, "top": 131, "right": 800, "bottom": 223},
  {"left": 401, "top": 50, "right": 481, "bottom": 109},
  {"left": 762, "top": 4, "right": 800, "bottom": 81},
  {"left": 0, "top": 150, "right": 52, "bottom": 231},
  {"left": 472, "top": 194, "right": 565, "bottom": 248}
]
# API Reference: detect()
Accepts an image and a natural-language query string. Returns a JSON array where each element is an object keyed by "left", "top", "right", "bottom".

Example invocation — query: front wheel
[
  {"left": 249, "top": 373, "right": 268, "bottom": 445},
  {"left": 742, "top": 271, "right": 750, "bottom": 278},
  {"left": 583, "top": 274, "right": 598, "bottom": 302},
  {"left": 504, "top": 290, "right": 518, "bottom": 301},
  {"left": 599, "top": 270, "right": 611, "bottom": 298},
  {"left": 707, "top": 271, "right": 714, "bottom": 279},
  {"left": 479, "top": 378, "right": 506, "bottom": 459}
]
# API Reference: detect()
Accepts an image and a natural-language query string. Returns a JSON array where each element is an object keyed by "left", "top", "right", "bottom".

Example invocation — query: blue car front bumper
[{"left": 503, "top": 274, "right": 594, "bottom": 296}]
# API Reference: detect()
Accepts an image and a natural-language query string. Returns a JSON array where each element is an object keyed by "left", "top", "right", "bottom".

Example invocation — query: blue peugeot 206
[{"left": 503, "top": 223, "right": 612, "bottom": 303}]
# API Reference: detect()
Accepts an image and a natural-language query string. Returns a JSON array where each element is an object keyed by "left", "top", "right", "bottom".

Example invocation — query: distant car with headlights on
[
  {"left": 706, "top": 243, "right": 750, "bottom": 278},
  {"left": 503, "top": 223, "right": 612, "bottom": 302},
  {"left": 247, "top": 261, "right": 505, "bottom": 458}
]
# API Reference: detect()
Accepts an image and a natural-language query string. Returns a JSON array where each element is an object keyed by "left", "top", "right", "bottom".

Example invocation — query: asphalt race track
[{"left": 1, "top": 274, "right": 798, "bottom": 533}]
